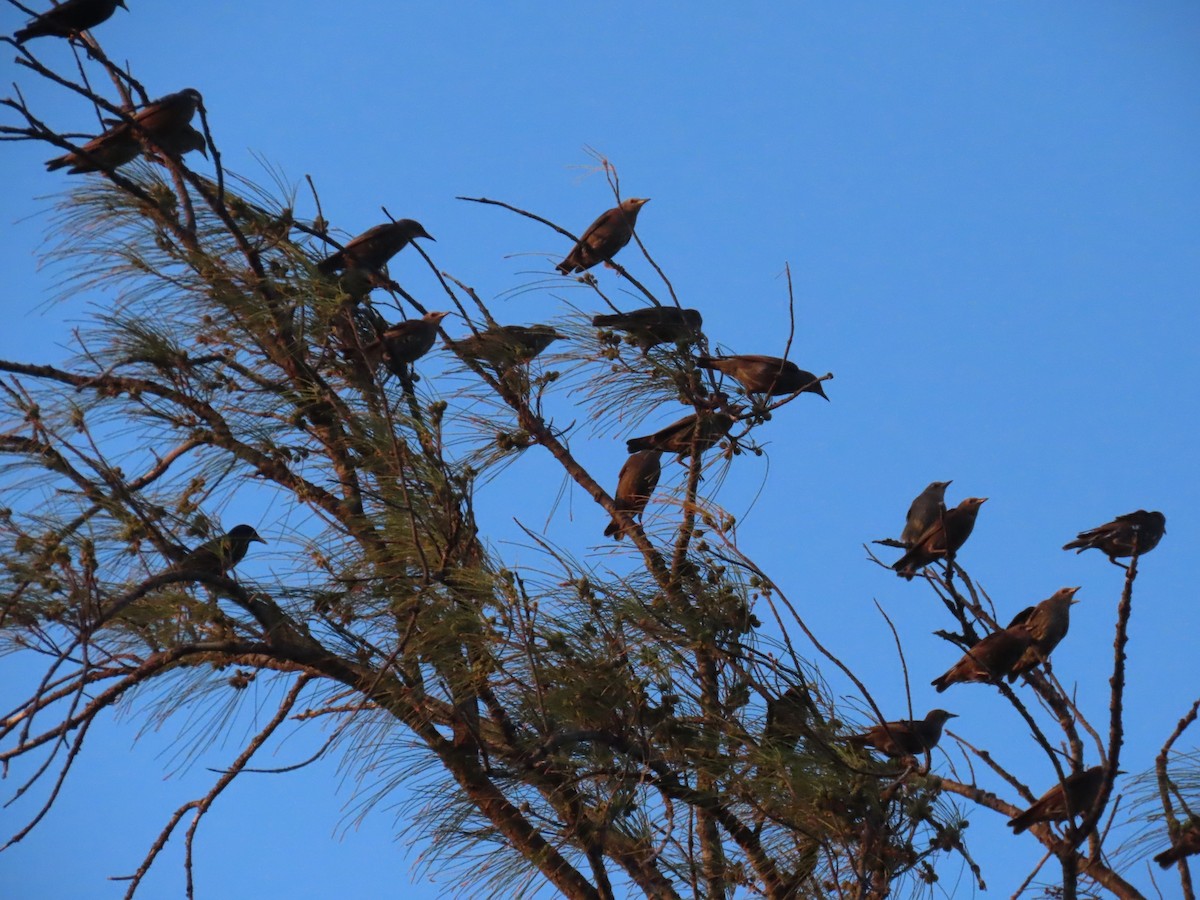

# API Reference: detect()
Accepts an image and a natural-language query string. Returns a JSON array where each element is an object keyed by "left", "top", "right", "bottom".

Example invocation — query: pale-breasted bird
[
  {"left": 847, "top": 709, "right": 957, "bottom": 758},
  {"left": 1155, "top": 817, "right": 1200, "bottom": 869},
  {"left": 930, "top": 625, "right": 1032, "bottom": 692},
  {"left": 1008, "top": 766, "right": 1109, "bottom": 834},
  {"left": 14, "top": 0, "right": 126, "bottom": 44},
  {"left": 171, "top": 525, "right": 265, "bottom": 578},
  {"left": 626, "top": 406, "right": 742, "bottom": 458},
  {"left": 604, "top": 449, "right": 662, "bottom": 539},
  {"left": 361, "top": 312, "right": 449, "bottom": 376},
  {"left": 45, "top": 88, "right": 204, "bottom": 174},
  {"left": 450, "top": 324, "right": 561, "bottom": 367},
  {"left": 893, "top": 497, "right": 987, "bottom": 580},
  {"left": 696, "top": 355, "right": 828, "bottom": 399},
  {"left": 901, "top": 480, "right": 952, "bottom": 547},
  {"left": 557, "top": 198, "right": 649, "bottom": 274},
  {"left": 1063, "top": 510, "right": 1166, "bottom": 566},
  {"left": 592, "top": 307, "right": 703, "bottom": 349},
  {"left": 316, "top": 219, "right": 434, "bottom": 275},
  {"left": 1006, "top": 587, "right": 1081, "bottom": 681}
]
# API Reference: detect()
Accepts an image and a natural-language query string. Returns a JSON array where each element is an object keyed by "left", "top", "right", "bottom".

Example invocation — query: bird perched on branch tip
[
  {"left": 847, "top": 709, "right": 957, "bottom": 758},
  {"left": 592, "top": 306, "right": 702, "bottom": 349},
  {"left": 696, "top": 355, "right": 829, "bottom": 399},
  {"left": 1063, "top": 510, "right": 1165, "bottom": 567},
  {"left": 1008, "top": 766, "right": 1109, "bottom": 834},
  {"left": 14, "top": 0, "right": 126, "bottom": 44},
  {"left": 604, "top": 449, "right": 662, "bottom": 539},
  {"left": 316, "top": 219, "right": 434, "bottom": 275},
  {"left": 892, "top": 497, "right": 986, "bottom": 580},
  {"left": 557, "top": 198, "right": 649, "bottom": 275}
]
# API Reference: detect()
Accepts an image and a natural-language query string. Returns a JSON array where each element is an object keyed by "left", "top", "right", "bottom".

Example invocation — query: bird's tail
[
  {"left": 557, "top": 259, "right": 578, "bottom": 276},
  {"left": 315, "top": 254, "right": 341, "bottom": 275},
  {"left": 45, "top": 154, "right": 71, "bottom": 172},
  {"left": 694, "top": 355, "right": 720, "bottom": 370},
  {"left": 930, "top": 673, "right": 951, "bottom": 694},
  {"left": 626, "top": 437, "right": 651, "bottom": 453},
  {"left": 1061, "top": 538, "right": 1088, "bottom": 552},
  {"left": 1007, "top": 812, "right": 1033, "bottom": 835},
  {"left": 591, "top": 313, "right": 621, "bottom": 327}
]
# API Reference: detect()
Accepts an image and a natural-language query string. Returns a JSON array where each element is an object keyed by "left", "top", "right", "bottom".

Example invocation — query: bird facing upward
[
  {"left": 847, "top": 709, "right": 957, "bottom": 758},
  {"left": 1063, "top": 510, "right": 1166, "bottom": 565},
  {"left": 14, "top": 0, "right": 126, "bottom": 44},
  {"left": 171, "top": 525, "right": 265, "bottom": 578},
  {"left": 892, "top": 497, "right": 987, "bottom": 580},
  {"left": 696, "top": 355, "right": 828, "bottom": 399},
  {"left": 557, "top": 198, "right": 649, "bottom": 274},
  {"left": 1005, "top": 586, "right": 1081, "bottom": 681},
  {"left": 316, "top": 219, "right": 434, "bottom": 275}
]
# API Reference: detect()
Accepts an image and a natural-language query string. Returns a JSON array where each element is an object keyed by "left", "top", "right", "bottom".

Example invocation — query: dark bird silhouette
[
  {"left": 696, "top": 354, "right": 828, "bottom": 399},
  {"left": 931, "top": 625, "right": 1032, "bottom": 692},
  {"left": 1155, "top": 817, "right": 1200, "bottom": 868},
  {"left": 45, "top": 88, "right": 204, "bottom": 174},
  {"left": 14, "top": 0, "right": 126, "bottom": 43},
  {"left": 450, "top": 324, "right": 561, "bottom": 367},
  {"left": 626, "top": 406, "right": 742, "bottom": 458},
  {"left": 604, "top": 450, "right": 662, "bottom": 538},
  {"left": 847, "top": 709, "right": 957, "bottom": 758},
  {"left": 1008, "top": 766, "right": 1108, "bottom": 834},
  {"left": 901, "top": 480, "right": 952, "bottom": 547},
  {"left": 1006, "top": 587, "right": 1081, "bottom": 681},
  {"left": 592, "top": 307, "right": 703, "bottom": 349},
  {"left": 763, "top": 685, "right": 821, "bottom": 749},
  {"left": 171, "top": 525, "right": 265, "bottom": 578},
  {"left": 893, "top": 497, "right": 987, "bottom": 580},
  {"left": 316, "top": 219, "right": 434, "bottom": 275},
  {"left": 557, "top": 197, "right": 649, "bottom": 274},
  {"left": 1063, "top": 510, "right": 1166, "bottom": 566},
  {"left": 362, "top": 312, "right": 449, "bottom": 376}
]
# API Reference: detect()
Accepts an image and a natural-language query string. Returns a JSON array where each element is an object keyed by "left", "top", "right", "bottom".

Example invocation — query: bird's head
[
  {"left": 961, "top": 497, "right": 988, "bottom": 510},
  {"left": 927, "top": 709, "right": 958, "bottom": 723},
  {"left": 397, "top": 219, "right": 435, "bottom": 242},
  {"left": 426, "top": 311, "right": 451, "bottom": 324},
  {"left": 1062, "top": 586, "right": 1083, "bottom": 605},
  {"left": 178, "top": 88, "right": 204, "bottom": 112},
  {"left": 804, "top": 375, "right": 830, "bottom": 401},
  {"left": 229, "top": 524, "right": 266, "bottom": 545},
  {"left": 933, "top": 479, "right": 953, "bottom": 492}
]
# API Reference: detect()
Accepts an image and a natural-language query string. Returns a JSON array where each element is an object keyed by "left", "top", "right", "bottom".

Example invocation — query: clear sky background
[{"left": 1, "top": 2, "right": 1198, "bottom": 898}]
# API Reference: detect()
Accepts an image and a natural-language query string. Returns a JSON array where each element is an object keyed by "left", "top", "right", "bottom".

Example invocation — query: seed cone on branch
[
  {"left": 892, "top": 497, "right": 986, "bottom": 580},
  {"left": 14, "top": 0, "right": 126, "bottom": 44},
  {"left": 695, "top": 355, "right": 829, "bottom": 399},
  {"left": 1007, "top": 766, "right": 1108, "bottom": 834},
  {"left": 930, "top": 625, "right": 1031, "bottom": 692},
  {"left": 557, "top": 198, "right": 649, "bottom": 274},
  {"left": 846, "top": 709, "right": 957, "bottom": 758},
  {"left": 1005, "top": 586, "right": 1081, "bottom": 681},
  {"left": 604, "top": 449, "right": 662, "bottom": 539},
  {"left": 592, "top": 306, "right": 702, "bottom": 349},
  {"left": 1063, "top": 509, "right": 1166, "bottom": 565}
]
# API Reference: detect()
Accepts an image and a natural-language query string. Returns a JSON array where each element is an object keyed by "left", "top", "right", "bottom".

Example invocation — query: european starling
[
  {"left": 763, "top": 684, "right": 821, "bottom": 749},
  {"left": 1008, "top": 766, "right": 1108, "bottom": 834},
  {"left": 450, "top": 324, "right": 562, "bottom": 367},
  {"left": 557, "top": 197, "right": 649, "bottom": 275},
  {"left": 45, "top": 88, "right": 204, "bottom": 174},
  {"left": 363, "top": 311, "right": 449, "bottom": 376},
  {"left": 626, "top": 407, "right": 742, "bottom": 458},
  {"left": 696, "top": 355, "right": 828, "bottom": 399},
  {"left": 930, "top": 625, "right": 1032, "bottom": 692},
  {"left": 316, "top": 219, "right": 434, "bottom": 275},
  {"left": 1063, "top": 510, "right": 1166, "bottom": 565},
  {"left": 604, "top": 449, "right": 662, "bottom": 539},
  {"left": 171, "top": 524, "right": 265, "bottom": 578},
  {"left": 1006, "top": 586, "right": 1081, "bottom": 681},
  {"left": 1154, "top": 817, "right": 1200, "bottom": 869},
  {"left": 592, "top": 307, "right": 703, "bottom": 349},
  {"left": 892, "top": 497, "right": 987, "bottom": 580},
  {"left": 900, "top": 480, "right": 952, "bottom": 547},
  {"left": 847, "top": 709, "right": 957, "bottom": 758},
  {"left": 14, "top": 0, "right": 126, "bottom": 44}
]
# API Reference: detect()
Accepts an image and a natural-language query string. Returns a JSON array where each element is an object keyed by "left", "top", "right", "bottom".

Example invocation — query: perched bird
[
  {"left": 171, "top": 525, "right": 265, "bottom": 578},
  {"left": 900, "top": 480, "right": 952, "bottom": 548},
  {"left": 316, "top": 219, "right": 434, "bottom": 275},
  {"left": 14, "top": 0, "right": 126, "bottom": 44},
  {"left": 557, "top": 197, "right": 649, "bottom": 274},
  {"left": 450, "top": 324, "right": 561, "bottom": 367},
  {"left": 362, "top": 311, "right": 449, "bottom": 376},
  {"left": 847, "top": 709, "right": 957, "bottom": 758},
  {"left": 626, "top": 407, "right": 742, "bottom": 458},
  {"left": 1006, "top": 587, "right": 1081, "bottom": 681},
  {"left": 763, "top": 685, "right": 821, "bottom": 749},
  {"left": 604, "top": 449, "right": 662, "bottom": 539},
  {"left": 45, "top": 88, "right": 204, "bottom": 174},
  {"left": 893, "top": 497, "right": 987, "bottom": 580},
  {"left": 1154, "top": 817, "right": 1200, "bottom": 869},
  {"left": 592, "top": 307, "right": 703, "bottom": 349},
  {"left": 930, "top": 625, "right": 1032, "bottom": 692},
  {"left": 696, "top": 355, "right": 828, "bottom": 399},
  {"left": 1008, "top": 766, "right": 1108, "bottom": 834},
  {"left": 1063, "top": 510, "right": 1166, "bottom": 566}
]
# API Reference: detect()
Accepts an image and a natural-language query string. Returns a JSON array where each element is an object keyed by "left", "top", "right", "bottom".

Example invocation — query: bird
[
  {"left": 361, "top": 312, "right": 449, "bottom": 376},
  {"left": 847, "top": 709, "right": 957, "bottom": 758},
  {"left": 900, "top": 480, "right": 952, "bottom": 547},
  {"left": 171, "top": 525, "right": 265, "bottom": 578},
  {"left": 1063, "top": 510, "right": 1166, "bottom": 566},
  {"left": 316, "top": 219, "right": 434, "bottom": 275},
  {"left": 1154, "top": 817, "right": 1200, "bottom": 868},
  {"left": 1008, "top": 766, "right": 1108, "bottom": 834},
  {"left": 763, "top": 685, "right": 821, "bottom": 749},
  {"left": 892, "top": 497, "right": 987, "bottom": 580},
  {"left": 695, "top": 355, "right": 828, "bottom": 399},
  {"left": 604, "top": 449, "right": 662, "bottom": 538},
  {"left": 14, "top": 0, "right": 126, "bottom": 44},
  {"left": 45, "top": 88, "right": 204, "bottom": 174},
  {"left": 557, "top": 197, "right": 649, "bottom": 274},
  {"left": 450, "top": 324, "right": 562, "bottom": 367},
  {"left": 930, "top": 625, "right": 1032, "bottom": 692},
  {"left": 626, "top": 407, "right": 742, "bottom": 458},
  {"left": 592, "top": 307, "right": 703, "bottom": 349},
  {"left": 1006, "top": 587, "right": 1081, "bottom": 681}
]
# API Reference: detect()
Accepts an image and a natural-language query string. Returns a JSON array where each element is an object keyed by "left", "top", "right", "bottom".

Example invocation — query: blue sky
[{"left": 2, "top": 2, "right": 1199, "bottom": 897}]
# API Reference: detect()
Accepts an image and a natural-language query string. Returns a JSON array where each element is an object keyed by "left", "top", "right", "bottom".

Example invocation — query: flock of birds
[{"left": 13, "top": 0, "right": 1187, "bottom": 864}]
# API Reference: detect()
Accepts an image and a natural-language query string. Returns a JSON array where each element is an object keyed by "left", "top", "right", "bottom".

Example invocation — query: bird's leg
[{"left": 1106, "top": 557, "right": 1130, "bottom": 571}]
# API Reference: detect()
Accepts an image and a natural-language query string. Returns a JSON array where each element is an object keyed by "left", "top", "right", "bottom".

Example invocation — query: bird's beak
[
  {"left": 814, "top": 383, "right": 830, "bottom": 401},
  {"left": 947, "top": 712, "right": 959, "bottom": 718},
  {"left": 252, "top": 534, "right": 267, "bottom": 544}
]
